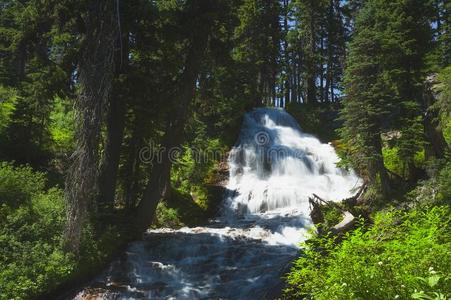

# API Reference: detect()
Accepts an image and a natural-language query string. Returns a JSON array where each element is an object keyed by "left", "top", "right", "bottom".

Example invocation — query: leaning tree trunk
[
  {"left": 98, "top": 23, "right": 129, "bottom": 211},
  {"left": 97, "top": 93, "right": 126, "bottom": 210},
  {"left": 135, "top": 6, "right": 212, "bottom": 232},
  {"left": 122, "top": 118, "right": 144, "bottom": 209},
  {"left": 64, "top": 1, "right": 116, "bottom": 253}
]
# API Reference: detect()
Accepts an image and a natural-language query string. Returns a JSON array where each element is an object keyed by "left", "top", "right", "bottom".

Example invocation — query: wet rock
[{"left": 74, "top": 288, "right": 108, "bottom": 300}]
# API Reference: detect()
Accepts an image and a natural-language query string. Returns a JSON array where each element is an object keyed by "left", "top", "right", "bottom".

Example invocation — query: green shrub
[
  {"left": 0, "top": 162, "right": 46, "bottom": 207},
  {"left": 0, "top": 86, "right": 17, "bottom": 138},
  {"left": 0, "top": 163, "right": 75, "bottom": 300},
  {"left": 408, "top": 161, "right": 451, "bottom": 207},
  {"left": 152, "top": 201, "right": 184, "bottom": 229},
  {"left": 49, "top": 96, "right": 75, "bottom": 154},
  {"left": 436, "top": 162, "right": 451, "bottom": 204},
  {"left": 383, "top": 146, "right": 403, "bottom": 176},
  {"left": 171, "top": 145, "right": 196, "bottom": 195},
  {"left": 170, "top": 137, "right": 226, "bottom": 211},
  {"left": 283, "top": 206, "right": 451, "bottom": 300},
  {"left": 322, "top": 206, "right": 343, "bottom": 229},
  {"left": 414, "top": 149, "right": 426, "bottom": 170},
  {"left": 382, "top": 146, "right": 425, "bottom": 179},
  {"left": 443, "top": 119, "right": 451, "bottom": 147}
]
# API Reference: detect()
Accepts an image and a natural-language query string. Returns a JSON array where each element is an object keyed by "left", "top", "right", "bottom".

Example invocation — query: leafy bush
[
  {"left": 0, "top": 162, "right": 47, "bottom": 207},
  {"left": 436, "top": 162, "right": 451, "bottom": 205},
  {"left": 171, "top": 145, "right": 196, "bottom": 195},
  {"left": 49, "top": 96, "right": 75, "bottom": 154},
  {"left": 0, "top": 86, "right": 17, "bottom": 138},
  {"left": 283, "top": 206, "right": 451, "bottom": 300},
  {"left": 382, "top": 146, "right": 425, "bottom": 178},
  {"left": 322, "top": 206, "right": 343, "bottom": 229},
  {"left": 153, "top": 201, "right": 184, "bottom": 229},
  {"left": 0, "top": 162, "right": 75, "bottom": 300},
  {"left": 171, "top": 137, "right": 226, "bottom": 210},
  {"left": 383, "top": 146, "right": 403, "bottom": 176},
  {"left": 408, "top": 161, "right": 451, "bottom": 207}
]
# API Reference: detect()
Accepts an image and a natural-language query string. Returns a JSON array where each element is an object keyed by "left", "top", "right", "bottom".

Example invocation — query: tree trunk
[
  {"left": 368, "top": 134, "right": 391, "bottom": 198},
  {"left": 135, "top": 9, "right": 211, "bottom": 232},
  {"left": 15, "top": 43, "right": 26, "bottom": 81},
  {"left": 292, "top": 56, "right": 298, "bottom": 103},
  {"left": 98, "top": 93, "right": 126, "bottom": 209},
  {"left": 98, "top": 25, "right": 129, "bottom": 210},
  {"left": 423, "top": 76, "right": 447, "bottom": 159},
  {"left": 64, "top": 0, "right": 116, "bottom": 253},
  {"left": 306, "top": 6, "right": 316, "bottom": 104},
  {"left": 325, "top": 0, "right": 334, "bottom": 103},
  {"left": 121, "top": 117, "right": 143, "bottom": 209},
  {"left": 283, "top": 0, "right": 290, "bottom": 104}
]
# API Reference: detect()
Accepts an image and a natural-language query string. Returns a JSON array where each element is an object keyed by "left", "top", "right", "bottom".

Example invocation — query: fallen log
[
  {"left": 311, "top": 193, "right": 345, "bottom": 211},
  {"left": 309, "top": 196, "right": 324, "bottom": 225},
  {"left": 343, "top": 183, "right": 367, "bottom": 207},
  {"left": 331, "top": 211, "right": 356, "bottom": 235},
  {"left": 309, "top": 185, "right": 366, "bottom": 236}
]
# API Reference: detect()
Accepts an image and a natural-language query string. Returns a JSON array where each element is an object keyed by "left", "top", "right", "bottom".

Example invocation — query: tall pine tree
[{"left": 340, "top": 0, "right": 433, "bottom": 195}]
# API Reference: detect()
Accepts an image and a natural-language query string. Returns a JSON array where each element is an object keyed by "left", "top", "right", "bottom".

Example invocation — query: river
[{"left": 73, "top": 107, "right": 360, "bottom": 300}]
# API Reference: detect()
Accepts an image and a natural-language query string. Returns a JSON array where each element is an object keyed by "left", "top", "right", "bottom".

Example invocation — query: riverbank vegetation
[
  {"left": 284, "top": 206, "right": 450, "bottom": 299},
  {"left": 283, "top": 164, "right": 451, "bottom": 299},
  {"left": 282, "top": 0, "right": 450, "bottom": 299},
  {"left": 0, "top": 0, "right": 449, "bottom": 299}
]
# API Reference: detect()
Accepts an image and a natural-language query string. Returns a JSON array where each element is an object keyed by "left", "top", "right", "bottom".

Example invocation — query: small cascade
[
  {"left": 73, "top": 108, "right": 361, "bottom": 300},
  {"left": 222, "top": 108, "right": 360, "bottom": 245}
]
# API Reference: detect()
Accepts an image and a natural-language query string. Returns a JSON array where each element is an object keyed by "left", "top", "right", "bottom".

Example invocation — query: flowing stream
[{"left": 74, "top": 108, "right": 360, "bottom": 300}]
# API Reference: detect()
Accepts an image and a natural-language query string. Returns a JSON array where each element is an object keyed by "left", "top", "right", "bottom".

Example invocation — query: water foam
[{"left": 73, "top": 108, "right": 361, "bottom": 300}]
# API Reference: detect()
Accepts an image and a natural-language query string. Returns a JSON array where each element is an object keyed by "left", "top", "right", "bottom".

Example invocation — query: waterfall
[
  {"left": 221, "top": 107, "right": 360, "bottom": 245},
  {"left": 73, "top": 108, "right": 361, "bottom": 300}
]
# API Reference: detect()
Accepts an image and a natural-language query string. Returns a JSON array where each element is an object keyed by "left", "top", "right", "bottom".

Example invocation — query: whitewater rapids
[{"left": 73, "top": 107, "right": 360, "bottom": 300}]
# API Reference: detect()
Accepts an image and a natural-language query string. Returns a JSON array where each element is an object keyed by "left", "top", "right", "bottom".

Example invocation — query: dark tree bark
[
  {"left": 15, "top": 43, "right": 26, "bottom": 81},
  {"left": 135, "top": 2, "right": 213, "bottom": 232},
  {"left": 368, "top": 134, "right": 391, "bottom": 198},
  {"left": 283, "top": 0, "right": 290, "bottom": 104},
  {"left": 122, "top": 119, "right": 143, "bottom": 209},
  {"left": 324, "top": 0, "right": 334, "bottom": 103},
  {"left": 423, "top": 75, "right": 447, "bottom": 159},
  {"left": 64, "top": 0, "right": 116, "bottom": 253},
  {"left": 98, "top": 93, "right": 126, "bottom": 209},
  {"left": 306, "top": 9, "right": 316, "bottom": 104},
  {"left": 98, "top": 22, "right": 129, "bottom": 210}
]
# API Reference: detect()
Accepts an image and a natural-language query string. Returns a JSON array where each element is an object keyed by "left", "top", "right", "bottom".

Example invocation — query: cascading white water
[
  {"left": 221, "top": 107, "right": 360, "bottom": 246},
  {"left": 73, "top": 108, "right": 360, "bottom": 300}
]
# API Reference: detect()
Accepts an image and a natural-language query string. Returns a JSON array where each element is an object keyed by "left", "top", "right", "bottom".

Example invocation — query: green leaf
[{"left": 427, "top": 275, "right": 441, "bottom": 288}]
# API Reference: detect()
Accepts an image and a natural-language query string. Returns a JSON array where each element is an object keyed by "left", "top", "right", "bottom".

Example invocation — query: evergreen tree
[
  {"left": 234, "top": 0, "right": 281, "bottom": 106},
  {"left": 0, "top": 0, "right": 74, "bottom": 165},
  {"left": 431, "top": 0, "right": 450, "bottom": 68},
  {"left": 293, "top": 0, "right": 328, "bottom": 103},
  {"left": 64, "top": 0, "right": 117, "bottom": 252},
  {"left": 289, "top": 0, "right": 346, "bottom": 103},
  {"left": 340, "top": 0, "right": 433, "bottom": 194},
  {"left": 324, "top": 0, "right": 346, "bottom": 102}
]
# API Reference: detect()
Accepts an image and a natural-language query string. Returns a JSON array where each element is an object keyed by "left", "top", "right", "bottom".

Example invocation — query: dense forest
[{"left": 0, "top": 0, "right": 449, "bottom": 299}]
